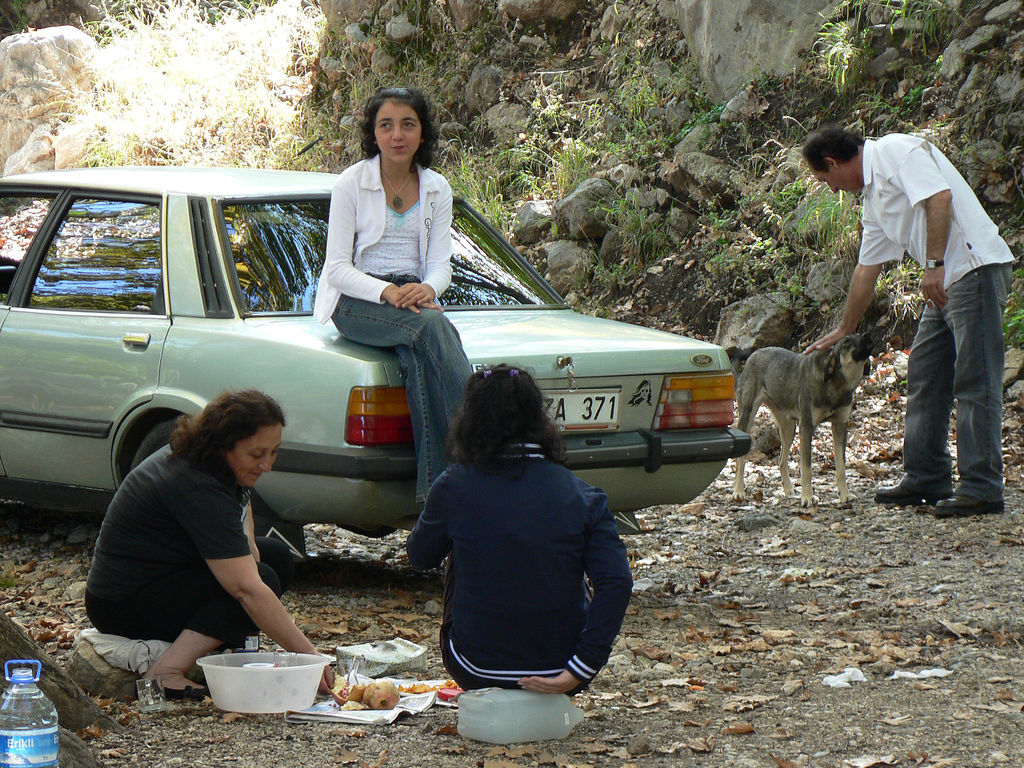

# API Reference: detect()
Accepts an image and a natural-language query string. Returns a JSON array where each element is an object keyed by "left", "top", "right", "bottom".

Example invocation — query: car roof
[{"left": 0, "top": 166, "right": 338, "bottom": 197}]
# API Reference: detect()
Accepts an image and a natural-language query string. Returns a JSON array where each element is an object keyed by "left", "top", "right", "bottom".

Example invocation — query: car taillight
[
  {"left": 346, "top": 387, "right": 414, "bottom": 445},
  {"left": 654, "top": 373, "right": 735, "bottom": 430}
]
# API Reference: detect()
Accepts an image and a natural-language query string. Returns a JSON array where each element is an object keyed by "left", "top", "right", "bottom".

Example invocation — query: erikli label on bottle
[{"left": 0, "top": 726, "right": 60, "bottom": 767}]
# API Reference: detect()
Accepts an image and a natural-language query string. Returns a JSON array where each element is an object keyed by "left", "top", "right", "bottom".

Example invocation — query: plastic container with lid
[
  {"left": 457, "top": 688, "right": 584, "bottom": 744},
  {"left": 1, "top": 659, "right": 59, "bottom": 768}
]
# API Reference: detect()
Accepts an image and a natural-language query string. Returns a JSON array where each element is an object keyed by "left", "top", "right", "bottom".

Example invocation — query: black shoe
[
  {"left": 874, "top": 479, "right": 949, "bottom": 506},
  {"left": 932, "top": 495, "right": 1004, "bottom": 518},
  {"left": 164, "top": 685, "right": 210, "bottom": 701}
]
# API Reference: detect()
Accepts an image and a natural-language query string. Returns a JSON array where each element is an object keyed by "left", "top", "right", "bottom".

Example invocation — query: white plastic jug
[{"left": 457, "top": 688, "right": 584, "bottom": 744}]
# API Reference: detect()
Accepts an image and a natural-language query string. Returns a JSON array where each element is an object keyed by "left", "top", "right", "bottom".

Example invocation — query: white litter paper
[
  {"left": 889, "top": 667, "right": 953, "bottom": 680},
  {"left": 822, "top": 667, "right": 867, "bottom": 688}
]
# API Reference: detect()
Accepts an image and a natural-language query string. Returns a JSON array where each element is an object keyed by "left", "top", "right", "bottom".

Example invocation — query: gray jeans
[
  {"left": 903, "top": 263, "right": 1012, "bottom": 501},
  {"left": 332, "top": 293, "right": 472, "bottom": 501}
]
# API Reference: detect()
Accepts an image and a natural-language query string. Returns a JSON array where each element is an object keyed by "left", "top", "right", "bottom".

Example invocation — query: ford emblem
[{"left": 690, "top": 353, "right": 713, "bottom": 367}]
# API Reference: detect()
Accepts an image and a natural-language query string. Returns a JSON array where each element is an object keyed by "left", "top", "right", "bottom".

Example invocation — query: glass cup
[{"left": 136, "top": 676, "right": 167, "bottom": 713}]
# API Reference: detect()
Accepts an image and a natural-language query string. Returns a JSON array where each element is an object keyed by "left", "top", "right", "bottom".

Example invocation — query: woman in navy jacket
[{"left": 406, "top": 365, "right": 632, "bottom": 694}]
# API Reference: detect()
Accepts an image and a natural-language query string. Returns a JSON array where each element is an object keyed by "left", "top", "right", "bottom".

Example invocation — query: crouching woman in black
[
  {"left": 85, "top": 390, "right": 330, "bottom": 697},
  {"left": 406, "top": 365, "right": 632, "bottom": 694}
]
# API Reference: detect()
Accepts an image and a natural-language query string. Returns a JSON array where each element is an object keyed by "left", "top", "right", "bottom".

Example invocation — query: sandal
[{"left": 164, "top": 685, "right": 210, "bottom": 701}]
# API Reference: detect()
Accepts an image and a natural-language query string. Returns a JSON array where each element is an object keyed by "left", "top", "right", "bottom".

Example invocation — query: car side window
[
  {"left": 221, "top": 200, "right": 328, "bottom": 313},
  {"left": 0, "top": 195, "right": 53, "bottom": 301},
  {"left": 27, "top": 198, "right": 162, "bottom": 313}
]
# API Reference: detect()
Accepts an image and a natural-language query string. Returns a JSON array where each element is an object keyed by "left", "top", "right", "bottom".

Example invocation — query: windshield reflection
[{"left": 220, "top": 199, "right": 562, "bottom": 314}]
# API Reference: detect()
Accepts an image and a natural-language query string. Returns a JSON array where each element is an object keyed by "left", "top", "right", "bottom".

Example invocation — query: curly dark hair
[
  {"left": 802, "top": 125, "right": 865, "bottom": 171},
  {"left": 447, "top": 364, "right": 565, "bottom": 472},
  {"left": 170, "top": 390, "right": 285, "bottom": 484},
  {"left": 359, "top": 86, "right": 439, "bottom": 168}
]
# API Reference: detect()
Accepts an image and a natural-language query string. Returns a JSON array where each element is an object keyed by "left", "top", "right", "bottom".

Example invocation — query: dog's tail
[{"left": 727, "top": 347, "right": 755, "bottom": 379}]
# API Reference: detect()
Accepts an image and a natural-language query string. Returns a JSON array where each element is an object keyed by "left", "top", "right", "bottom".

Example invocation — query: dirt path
[{"left": 2, "top": 384, "right": 1023, "bottom": 767}]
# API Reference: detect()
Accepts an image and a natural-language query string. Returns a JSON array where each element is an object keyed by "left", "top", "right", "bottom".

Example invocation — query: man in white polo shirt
[{"left": 803, "top": 125, "right": 1014, "bottom": 517}]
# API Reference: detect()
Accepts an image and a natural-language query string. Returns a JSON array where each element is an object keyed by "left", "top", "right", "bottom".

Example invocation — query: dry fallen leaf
[
  {"left": 938, "top": 619, "right": 978, "bottom": 638},
  {"left": 722, "top": 721, "right": 755, "bottom": 735},
  {"left": 334, "top": 748, "right": 360, "bottom": 765},
  {"left": 222, "top": 712, "right": 246, "bottom": 723}
]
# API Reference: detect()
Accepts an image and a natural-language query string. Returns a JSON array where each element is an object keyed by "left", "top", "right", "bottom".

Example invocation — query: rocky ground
[{"left": 2, "top": 364, "right": 1023, "bottom": 768}]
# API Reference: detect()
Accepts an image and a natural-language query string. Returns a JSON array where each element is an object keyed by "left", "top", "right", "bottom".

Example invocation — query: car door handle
[{"left": 122, "top": 332, "right": 151, "bottom": 348}]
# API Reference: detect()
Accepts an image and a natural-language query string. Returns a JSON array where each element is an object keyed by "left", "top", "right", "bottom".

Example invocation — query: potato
[{"left": 363, "top": 680, "right": 400, "bottom": 710}]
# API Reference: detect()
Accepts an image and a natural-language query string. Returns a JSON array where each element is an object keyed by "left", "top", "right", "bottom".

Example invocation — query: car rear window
[
  {"left": 219, "top": 198, "right": 561, "bottom": 314},
  {"left": 0, "top": 195, "right": 54, "bottom": 301},
  {"left": 27, "top": 198, "right": 162, "bottom": 313}
]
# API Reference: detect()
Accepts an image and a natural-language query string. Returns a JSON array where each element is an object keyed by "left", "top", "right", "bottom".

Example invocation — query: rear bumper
[
  {"left": 564, "top": 427, "right": 751, "bottom": 473},
  {"left": 273, "top": 427, "right": 751, "bottom": 480}
]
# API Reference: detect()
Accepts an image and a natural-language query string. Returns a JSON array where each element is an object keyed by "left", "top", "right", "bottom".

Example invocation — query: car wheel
[
  {"left": 130, "top": 419, "right": 176, "bottom": 470},
  {"left": 251, "top": 493, "right": 306, "bottom": 557}
]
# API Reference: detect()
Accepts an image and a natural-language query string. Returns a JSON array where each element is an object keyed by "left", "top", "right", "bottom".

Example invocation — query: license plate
[{"left": 545, "top": 389, "right": 620, "bottom": 431}]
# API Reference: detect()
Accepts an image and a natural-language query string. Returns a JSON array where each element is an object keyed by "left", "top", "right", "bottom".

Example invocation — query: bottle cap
[{"left": 4, "top": 659, "right": 41, "bottom": 684}]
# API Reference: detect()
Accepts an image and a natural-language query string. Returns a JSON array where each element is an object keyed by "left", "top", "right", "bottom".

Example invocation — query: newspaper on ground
[{"left": 284, "top": 676, "right": 452, "bottom": 725}]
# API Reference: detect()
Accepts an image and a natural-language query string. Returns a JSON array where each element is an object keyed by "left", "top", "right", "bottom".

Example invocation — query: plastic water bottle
[
  {"left": 1, "top": 660, "right": 59, "bottom": 768},
  {"left": 457, "top": 688, "right": 584, "bottom": 744}
]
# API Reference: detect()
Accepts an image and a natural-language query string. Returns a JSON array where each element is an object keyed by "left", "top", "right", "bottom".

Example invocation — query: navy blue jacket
[{"left": 406, "top": 458, "right": 632, "bottom": 683}]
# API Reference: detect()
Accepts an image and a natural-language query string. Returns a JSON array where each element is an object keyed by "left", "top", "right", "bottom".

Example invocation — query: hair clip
[
  {"left": 509, "top": 369, "right": 520, "bottom": 377},
  {"left": 481, "top": 370, "right": 492, "bottom": 378}
]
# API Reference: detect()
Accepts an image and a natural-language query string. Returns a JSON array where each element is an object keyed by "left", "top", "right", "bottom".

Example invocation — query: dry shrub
[{"left": 75, "top": 0, "right": 325, "bottom": 168}]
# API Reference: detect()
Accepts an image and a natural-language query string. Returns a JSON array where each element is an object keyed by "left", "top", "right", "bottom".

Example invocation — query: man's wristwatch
[{"left": 926, "top": 259, "right": 945, "bottom": 269}]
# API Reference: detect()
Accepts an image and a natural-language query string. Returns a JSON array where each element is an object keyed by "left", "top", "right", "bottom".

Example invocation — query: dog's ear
[{"left": 824, "top": 348, "right": 838, "bottom": 379}]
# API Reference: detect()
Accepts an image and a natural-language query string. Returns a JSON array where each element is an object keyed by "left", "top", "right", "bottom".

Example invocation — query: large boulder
[
  {"left": 484, "top": 102, "right": 530, "bottom": 143},
  {"left": 661, "top": 151, "right": 737, "bottom": 207},
  {"left": 3, "top": 123, "right": 54, "bottom": 176},
  {"left": 0, "top": 26, "right": 97, "bottom": 173},
  {"left": 448, "top": 0, "right": 486, "bottom": 30},
  {"left": 543, "top": 240, "right": 592, "bottom": 294},
  {"left": 498, "top": 0, "right": 586, "bottom": 21},
  {"left": 673, "top": 0, "right": 836, "bottom": 100},
  {"left": 319, "top": 0, "right": 381, "bottom": 26},
  {"left": 466, "top": 64, "right": 503, "bottom": 116},
  {"left": 714, "top": 293, "right": 796, "bottom": 354},
  {"left": 553, "top": 178, "right": 615, "bottom": 240},
  {"left": 512, "top": 200, "right": 553, "bottom": 245}
]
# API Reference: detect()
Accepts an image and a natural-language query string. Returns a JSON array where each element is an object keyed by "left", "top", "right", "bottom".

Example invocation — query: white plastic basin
[{"left": 197, "top": 652, "right": 328, "bottom": 713}]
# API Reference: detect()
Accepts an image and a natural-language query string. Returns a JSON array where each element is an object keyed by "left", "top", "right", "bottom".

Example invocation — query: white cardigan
[{"left": 313, "top": 156, "right": 455, "bottom": 324}]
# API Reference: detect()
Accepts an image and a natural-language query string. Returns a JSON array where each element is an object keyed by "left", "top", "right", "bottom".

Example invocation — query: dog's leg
[
  {"left": 731, "top": 391, "right": 761, "bottom": 501},
  {"left": 832, "top": 408, "right": 852, "bottom": 504},
  {"left": 773, "top": 412, "right": 797, "bottom": 499},
  {"left": 798, "top": 409, "right": 816, "bottom": 507}
]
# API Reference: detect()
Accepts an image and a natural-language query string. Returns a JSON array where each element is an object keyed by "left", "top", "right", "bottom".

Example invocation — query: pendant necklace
[{"left": 382, "top": 169, "right": 414, "bottom": 209}]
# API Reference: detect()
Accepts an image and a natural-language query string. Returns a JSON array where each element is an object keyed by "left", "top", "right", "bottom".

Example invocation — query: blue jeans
[
  {"left": 903, "top": 263, "right": 1011, "bottom": 502},
  {"left": 332, "top": 294, "right": 471, "bottom": 501}
]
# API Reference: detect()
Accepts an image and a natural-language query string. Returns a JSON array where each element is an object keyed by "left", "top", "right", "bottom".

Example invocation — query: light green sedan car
[{"left": 0, "top": 167, "right": 749, "bottom": 546}]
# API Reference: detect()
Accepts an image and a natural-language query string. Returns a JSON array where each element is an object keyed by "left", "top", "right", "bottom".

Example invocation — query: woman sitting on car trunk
[
  {"left": 84, "top": 390, "right": 331, "bottom": 698},
  {"left": 406, "top": 365, "right": 633, "bottom": 694},
  {"left": 312, "top": 86, "right": 472, "bottom": 503}
]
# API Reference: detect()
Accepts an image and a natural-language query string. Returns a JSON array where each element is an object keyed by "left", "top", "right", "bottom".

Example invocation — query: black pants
[{"left": 85, "top": 537, "right": 294, "bottom": 649}]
